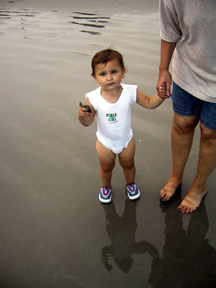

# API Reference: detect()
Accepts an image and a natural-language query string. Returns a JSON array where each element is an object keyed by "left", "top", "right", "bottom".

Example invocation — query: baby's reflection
[
  {"left": 149, "top": 187, "right": 216, "bottom": 287},
  {"left": 101, "top": 198, "right": 158, "bottom": 273}
]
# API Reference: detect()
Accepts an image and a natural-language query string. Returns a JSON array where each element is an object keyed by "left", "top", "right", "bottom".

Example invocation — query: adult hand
[{"left": 156, "top": 70, "right": 172, "bottom": 99}]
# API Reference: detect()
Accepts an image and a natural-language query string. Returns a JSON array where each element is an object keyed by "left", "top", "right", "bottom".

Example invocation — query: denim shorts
[{"left": 172, "top": 82, "right": 216, "bottom": 130}]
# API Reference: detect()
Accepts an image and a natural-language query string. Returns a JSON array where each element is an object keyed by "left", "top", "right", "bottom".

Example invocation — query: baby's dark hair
[{"left": 91, "top": 48, "right": 126, "bottom": 77}]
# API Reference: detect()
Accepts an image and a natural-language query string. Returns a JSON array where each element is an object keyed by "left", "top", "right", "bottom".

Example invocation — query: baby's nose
[{"left": 107, "top": 73, "right": 113, "bottom": 80}]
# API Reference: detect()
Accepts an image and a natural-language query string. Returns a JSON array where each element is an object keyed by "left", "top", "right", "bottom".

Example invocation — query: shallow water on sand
[{"left": 1, "top": 1, "right": 216, "bottom": 287}]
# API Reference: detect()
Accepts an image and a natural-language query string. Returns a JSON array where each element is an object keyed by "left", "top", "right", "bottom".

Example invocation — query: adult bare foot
[
  {"left": 160, "top": 178, "right": 182, "bottom": 201},
  {"left": 177, "top": 188, "right": 207, "bottom": 214}
]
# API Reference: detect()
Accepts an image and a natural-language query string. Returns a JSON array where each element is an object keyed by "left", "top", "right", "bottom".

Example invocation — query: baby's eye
[
  {"left": 99, "top": 72, "right": 106, "bottom": 76},
  {"left": 111, "top": 70, "right": 117, "bottom": 74}
]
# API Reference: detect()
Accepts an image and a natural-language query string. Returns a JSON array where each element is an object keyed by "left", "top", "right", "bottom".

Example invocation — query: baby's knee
[
  {"left": 119, "top": 159, "right": 134, "bottom": 170},
  {"left": 101, "top": 161, "right": 115, "bottom": 173}
]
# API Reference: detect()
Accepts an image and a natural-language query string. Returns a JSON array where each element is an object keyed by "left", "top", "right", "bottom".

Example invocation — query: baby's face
[{"left": 94, "top": 60, "right": 125, "bottom": 92}]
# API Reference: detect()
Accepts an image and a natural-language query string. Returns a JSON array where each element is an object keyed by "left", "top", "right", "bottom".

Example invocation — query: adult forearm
[
  {"left": 159, "top": 39, "right": 176, "bottom": 72},
  {"left": 157, "top": 40, "right": 177, "bottom": 98}
]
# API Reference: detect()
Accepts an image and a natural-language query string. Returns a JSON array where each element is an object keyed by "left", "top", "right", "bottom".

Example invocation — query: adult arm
[{"left": 156, "top": 39, "right": 176, "bottom": 98}]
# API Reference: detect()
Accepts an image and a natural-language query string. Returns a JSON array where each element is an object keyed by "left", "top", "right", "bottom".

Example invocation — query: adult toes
[
  {"left": 160, "top": 188, "right": 169, "bottom": 200},
  {"left": 177, "top": 204, "right": 185, "bottom": 213},
  {"left": 160, "top": 193, "right": 170, "bottom": 201},
  {"left": 178, "top": 205, "right": 195, "bottom": 214},
  {"left": 162, "top": 195, "right": 170, "bottom": 202}
]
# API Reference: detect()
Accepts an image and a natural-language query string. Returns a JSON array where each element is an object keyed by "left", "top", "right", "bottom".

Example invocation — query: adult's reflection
[
  {"left": 149, "top": 187, "right": 216, "bottom": 287},
  {"left": 101, "top": 198, "right": 158, "bottom": 273}
]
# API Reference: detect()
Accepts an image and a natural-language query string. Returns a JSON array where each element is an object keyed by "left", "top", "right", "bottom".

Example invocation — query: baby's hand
[
  {"left": 79, "top": 102, "right": 92, "bottom": 117},
  {"left": 159, "top": 83, "right": 167, "bottom": 93},
  {"left": 158, "top": 83, "right": 170, "bottom": 98}
]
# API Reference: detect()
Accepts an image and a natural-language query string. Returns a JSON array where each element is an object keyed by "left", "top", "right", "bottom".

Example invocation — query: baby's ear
[
  {"left": 92, "top": 74, "right": 97, "bottom": 82},
  {"left": 94, "top": 77, "right": 99, "bottom": 85}
]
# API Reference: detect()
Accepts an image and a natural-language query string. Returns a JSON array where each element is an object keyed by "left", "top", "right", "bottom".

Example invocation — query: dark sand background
[{"left": 0, "top": 0, "right": 216, "bottom": 287}]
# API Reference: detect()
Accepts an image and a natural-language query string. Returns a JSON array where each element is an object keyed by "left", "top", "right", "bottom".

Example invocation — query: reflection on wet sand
[
  {"left": 0, "top": 8, "right": 38, "bottom": 19},
  {"left": 0, "top": 7, "right": 111, "bottom": 36},
  {"left": 149, "top": 187, "right": 216, "bottom": 287},
  {"left": 69, "top": 12, "right": 110, "bottom": 35},
  {"left": 101, "top": 199, "right": 158, "bottom": 273}
]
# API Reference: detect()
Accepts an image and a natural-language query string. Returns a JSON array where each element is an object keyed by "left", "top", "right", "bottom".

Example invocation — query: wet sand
[{"left": 0, "top": 0, "right": 216, "bottom": 287}]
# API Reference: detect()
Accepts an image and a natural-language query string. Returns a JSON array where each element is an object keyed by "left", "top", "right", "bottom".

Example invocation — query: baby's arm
[
  {"left": 78, "top": 98, "right": 95, "bottom": 126},
  {"left": 136, "top": 84, "right": 167, "bottom": 109}
]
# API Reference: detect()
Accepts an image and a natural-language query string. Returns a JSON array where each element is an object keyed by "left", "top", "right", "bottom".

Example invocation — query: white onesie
[{"left": 85, "top": 83, "right": 137, "bottom": 154}]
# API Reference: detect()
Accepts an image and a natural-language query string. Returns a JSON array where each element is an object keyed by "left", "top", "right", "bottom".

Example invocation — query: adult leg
[
  {"left": 119, "top": 137, "right": 136, "bottom": 185},
  {"left": 160, "top": 112, "right": 200, "bottom": 201},
  {"left": 178, "top": 124, "right": 216, "bottom": 213},
  {"left": 96, "top": 140, "right": 116, "bottom": 188}
]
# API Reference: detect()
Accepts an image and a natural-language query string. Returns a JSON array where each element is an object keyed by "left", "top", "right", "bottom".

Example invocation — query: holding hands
[
  {"left": 156, "top": 70, "right": 172, "bottom": 99},
  {"left": 157, "top": 82, "right": 170, "bottom": 99}
]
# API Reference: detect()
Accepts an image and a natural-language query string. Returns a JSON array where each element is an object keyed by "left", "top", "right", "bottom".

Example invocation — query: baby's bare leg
[
  {"left": 119, "top": 137, "right": 136, "bottom": 185},
  {"left": 96, "top": 140, "right": 116, "bottom": 187}
]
